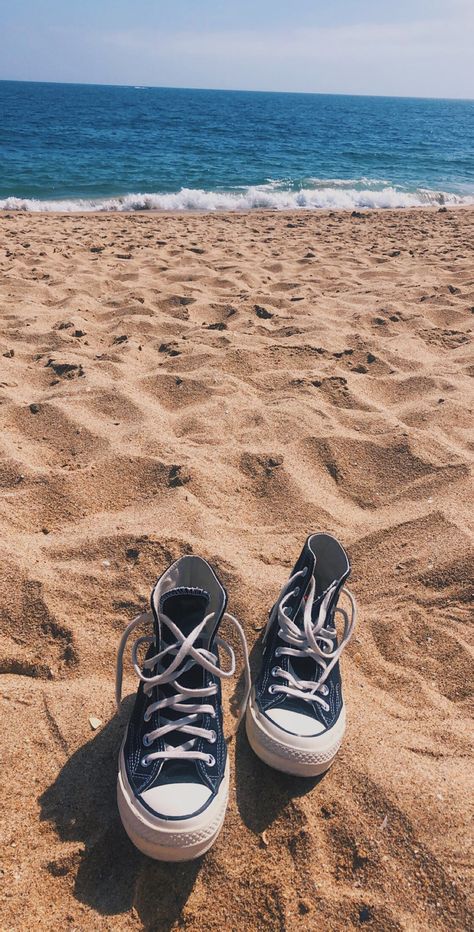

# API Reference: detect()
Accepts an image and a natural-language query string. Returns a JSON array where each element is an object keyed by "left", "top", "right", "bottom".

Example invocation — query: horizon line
[{"left": 0, "top": 77, "right": 472, "bottom": 104}]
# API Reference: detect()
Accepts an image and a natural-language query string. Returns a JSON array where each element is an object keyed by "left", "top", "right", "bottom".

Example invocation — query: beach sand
[{"left": 0, "top": 207, "right": 473, "bottom": 931}]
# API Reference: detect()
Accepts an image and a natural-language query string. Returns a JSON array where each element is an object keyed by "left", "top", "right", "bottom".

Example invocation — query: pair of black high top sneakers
[{"left": 116, "top": 533, "right": 356, "bottom": 861}]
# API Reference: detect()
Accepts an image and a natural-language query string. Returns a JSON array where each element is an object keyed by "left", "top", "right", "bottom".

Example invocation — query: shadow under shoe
[
  {"left": 235, "top": 631, "right": 326, "bottom": 835},
  {"left": 39, "top": 705, "right": 202, "bottom": 929}
]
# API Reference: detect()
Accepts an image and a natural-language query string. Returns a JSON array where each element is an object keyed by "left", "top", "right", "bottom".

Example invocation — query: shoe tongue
[
  {"left": 158, "top": 586, "right": 211, "bottom": 643},
  {"left": 287, "top": 582, "right": 340, "bottom": 693},
  {"left": 156, "top": 584, "right": 213, "bottom": 730},
  {"left": 151, "top": 586, "right": 213, "bottom": 782}
]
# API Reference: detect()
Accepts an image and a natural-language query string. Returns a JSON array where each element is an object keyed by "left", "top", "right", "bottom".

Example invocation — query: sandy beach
[{"left": 0, "top": 206, "right": 473, "bottom": 931}]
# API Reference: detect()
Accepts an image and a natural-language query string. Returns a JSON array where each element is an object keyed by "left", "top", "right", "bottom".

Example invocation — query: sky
[{"left": 0, "top": 0, "right": 473, "bottom": 99}]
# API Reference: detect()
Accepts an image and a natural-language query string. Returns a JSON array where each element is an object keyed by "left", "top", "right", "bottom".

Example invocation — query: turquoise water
[{"left": 1, "top": 80, "right": 473, "bottom": 210}]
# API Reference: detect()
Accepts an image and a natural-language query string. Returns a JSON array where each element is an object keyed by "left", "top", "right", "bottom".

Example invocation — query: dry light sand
[{"left": 0, "top": 207, "right": 473, "bottom": 931}]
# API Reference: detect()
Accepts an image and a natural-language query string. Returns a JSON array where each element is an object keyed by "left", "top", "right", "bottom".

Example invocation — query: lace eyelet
[
  {"left": 268, "top": 685, "right": 276, "bottom": 695},
  {"left": 271, "top": 667, "right": 279, "bottom": 677},
  {"left": 293, "top": 587, "right": 300, "bottom": 596},
  {"left": 209, "top": 730, "right": 217, "bottom": 744},
  {"left": 321, "top": 685, "right": 329, "bottom": 696},
  {"left": 301, "top": 566, "right": 308, "bottom": 576},
  {"left": 142, "top": 734, "right": 151, "bottom": 747},
  {"left": 207, "top": 755, "right": 215, "bottom": 767},
  {"left": 275, "top": 647, "right": 281, "bottom": 657},
  {"left": 141, "top": 756, "right": 151, "bottom": 768}
]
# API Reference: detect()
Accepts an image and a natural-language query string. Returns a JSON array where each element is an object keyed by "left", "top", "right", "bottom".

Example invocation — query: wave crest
[{"left": 1, "top": 183, "right": 472, "bottom": 213}]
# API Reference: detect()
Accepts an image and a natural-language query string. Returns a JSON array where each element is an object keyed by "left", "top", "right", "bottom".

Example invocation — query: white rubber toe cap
[
  {"left": 140, "top": 783, "right": 212, "bottom": 817},
  {"left": 265, "top": 707, "right": 326, "bottom": 736}
]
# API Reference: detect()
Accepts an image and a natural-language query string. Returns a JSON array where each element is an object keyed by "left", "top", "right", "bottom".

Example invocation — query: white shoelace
[
  {"left": 116, "top": 608, "right": 250, "bottom": 767},
  {"left": 265, "top": 568, "right": 356, "bottom": 710}
]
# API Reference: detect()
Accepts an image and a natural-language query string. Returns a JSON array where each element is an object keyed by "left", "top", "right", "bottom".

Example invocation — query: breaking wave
[{"left": 1, "top": 181, "right": 473, "bottom": 212}]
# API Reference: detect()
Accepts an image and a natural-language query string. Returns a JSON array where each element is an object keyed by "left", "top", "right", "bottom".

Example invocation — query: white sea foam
[{"left": 1, "top": 183, "right": 473, "bottom": 213}]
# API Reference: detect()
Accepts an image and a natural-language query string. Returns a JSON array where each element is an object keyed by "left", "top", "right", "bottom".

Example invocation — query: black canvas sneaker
[
  {"left": 246, "top": 533, "right": 356, "bottom": 777},
  {"left": 116, "top": 555, "right": 249, "bottom": 861}
]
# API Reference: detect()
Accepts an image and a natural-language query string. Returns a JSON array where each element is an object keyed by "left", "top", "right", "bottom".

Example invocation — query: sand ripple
[{"left": 1, "top": 208, "right": 473, "bottom": 930}]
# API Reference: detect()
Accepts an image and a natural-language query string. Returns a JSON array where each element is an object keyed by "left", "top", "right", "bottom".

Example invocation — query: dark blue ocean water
[{"left": 1, "top": 80, "right": 473, "bottom": 211}]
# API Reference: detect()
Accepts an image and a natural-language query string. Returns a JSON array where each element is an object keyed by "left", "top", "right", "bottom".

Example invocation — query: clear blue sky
[{"left": 1, "top": 0, "right": 472, "bottom": 99}]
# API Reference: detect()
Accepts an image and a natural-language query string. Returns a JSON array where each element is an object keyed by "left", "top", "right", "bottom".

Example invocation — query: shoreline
[{"left": 2, "top": 204, "right": 474, "bottom": 218}]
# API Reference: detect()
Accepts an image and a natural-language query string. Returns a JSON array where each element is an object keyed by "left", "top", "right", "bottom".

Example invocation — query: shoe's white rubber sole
[
  {"left": 117, "top": 758, "right": 229, "bottom": 861},
  {"left": 246, "top": 692, "right": 346, "bottom": 777}
]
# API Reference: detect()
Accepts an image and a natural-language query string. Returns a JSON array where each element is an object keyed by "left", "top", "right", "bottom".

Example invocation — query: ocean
[{"left": 1, "top": 80, "right": 473, "bottom": 211}]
